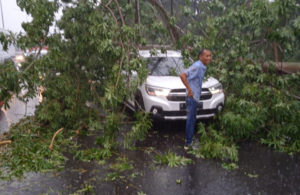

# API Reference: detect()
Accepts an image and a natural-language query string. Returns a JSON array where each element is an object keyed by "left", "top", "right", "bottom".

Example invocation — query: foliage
[
  {"left": 0, "top": 60, "right": 21, "bottom": 109},
  {"left": 124, "top": 113, "right": 152, "bottom": 149},
  {"left": 74, "top": 148, "right": 112, "bottom": 162},
  {"left": 105, "top": 156, "right": 134, "bottom": 182},
  {"left": 0, "top": 0, "right": 153, "bottom": 178},
  {"left": 177, "top": 0, "right": 300, "bottom": 154},
  {"left": 221, "top": 162, "right": 239, "bottom": 171},
  {"left": 189, "top": 123, "right": 239, "bottom": 162},
  {"left": 247, "top": 173, "right": 259, "bottom": 178},
  {"left": 0, "top": 117, "right": 69, "bottom": 179},
  {"left": 0, "top": 0, "right": 299, "bottom": 179},
  {"left": 69, "top": 181, "right": 95, "bottom": 195},
  {"left": 105, "top": 172, "right": 121, "bottom": 182},
  {"left": 109, "top": 156, "right": 134, "bottom": 172},
  {"left": 176, "top": 179, "right": 182, "bottom": 184},
  {"left": 154, "top": 150, "right": 193, "bottom": 167}
]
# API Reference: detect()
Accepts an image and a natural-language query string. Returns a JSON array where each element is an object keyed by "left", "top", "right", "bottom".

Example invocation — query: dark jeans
[{"left": 185, "top": 96, "right": 197, "bottom": 145}]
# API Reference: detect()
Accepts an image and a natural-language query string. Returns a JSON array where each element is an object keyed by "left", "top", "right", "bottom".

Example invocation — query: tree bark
[
  {"left": 135, "top": 0, "right": 140, "bottom": 25},
  {"left": 273, "top": 41, "right": 278, "bottom": 62},
  {"left": 171, "top": 0, "right": 174, "bottom": 16},
  {"left": 49, "top": 128, "right": 64, "bottom": 150},
  {"left": 0, "top": 140, "right": 11, "bottom": 145},
  {"left": 146, "top": 0, "right": 180, "bottom": 44}
]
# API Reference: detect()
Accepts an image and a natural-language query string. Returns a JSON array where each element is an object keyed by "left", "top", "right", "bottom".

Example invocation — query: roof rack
[{"left": 138, "top": 44, "right": 175, "bottom": 50}]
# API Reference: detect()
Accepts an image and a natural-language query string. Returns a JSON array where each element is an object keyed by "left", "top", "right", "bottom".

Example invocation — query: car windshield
[{"left": 146, "top": 57, "right": 185, "bottom": 76}]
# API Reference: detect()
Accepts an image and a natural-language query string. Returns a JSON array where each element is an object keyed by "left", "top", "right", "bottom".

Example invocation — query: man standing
[{"left": 180, "top": 49, "right": 212, "bottom": 150}]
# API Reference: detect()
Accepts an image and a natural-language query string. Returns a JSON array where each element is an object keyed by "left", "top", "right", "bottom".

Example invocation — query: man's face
[{"left": 199, "top": 50, "right": 212, "bottom": 65}]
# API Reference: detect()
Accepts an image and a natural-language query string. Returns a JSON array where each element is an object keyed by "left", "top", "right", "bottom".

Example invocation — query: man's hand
[
  {"left": 180, "top": 72, "right": 193, "bottom": 98},
  {"left": 187, "top": 89, "right": 193, "bottom": 97}
]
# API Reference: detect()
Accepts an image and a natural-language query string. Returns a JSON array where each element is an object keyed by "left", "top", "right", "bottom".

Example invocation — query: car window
[{"left": 146, "top": 57, "right": 185, "bottom": 76}]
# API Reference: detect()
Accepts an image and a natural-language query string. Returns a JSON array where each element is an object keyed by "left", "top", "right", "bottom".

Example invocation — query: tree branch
[
  {"left": 49, "top": 128, "right": 64, "bottom": 150},
  {"left": 146, "top": 0, "right": 180, "bottom": 44},
  {"left": 113, "top": 0, "right": 125, "bottom": 26},
  {"left": 0, "top": 140, "right": 11, "bottom": 146},
  {"left": 189, "top": 16, "right": 208, "bottom": 39}
]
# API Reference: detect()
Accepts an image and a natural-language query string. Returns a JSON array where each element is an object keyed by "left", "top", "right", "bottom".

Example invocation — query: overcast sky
[
  {"left": 0, "top": 0, "right": 31, "bottom": 33},
  {"left": 0, "top": 0, "right": 277, "bottom": 33}
]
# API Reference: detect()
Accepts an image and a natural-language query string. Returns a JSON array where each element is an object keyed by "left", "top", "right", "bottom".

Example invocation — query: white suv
[{"left": 125, "top": 50, "right": 225, "bottom": 120}]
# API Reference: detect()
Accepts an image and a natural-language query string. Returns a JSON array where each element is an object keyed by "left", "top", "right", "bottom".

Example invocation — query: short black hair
[{"left": 198, "top": 49, "right": 210, "bottom": 58}]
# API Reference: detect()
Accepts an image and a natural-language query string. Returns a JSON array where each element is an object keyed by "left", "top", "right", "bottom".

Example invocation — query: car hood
[{"left": 145, "top": 76, "right": 220, "bottom": 89}]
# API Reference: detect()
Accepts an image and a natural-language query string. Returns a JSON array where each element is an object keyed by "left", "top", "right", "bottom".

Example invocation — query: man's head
[{"left": 198, "top": 49, "right": 212, "bottom": 65}]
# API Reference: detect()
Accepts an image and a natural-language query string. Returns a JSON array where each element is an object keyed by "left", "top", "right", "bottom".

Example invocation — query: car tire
[{"left": 135, "top": 91, "right": 145, "bottom": 112}]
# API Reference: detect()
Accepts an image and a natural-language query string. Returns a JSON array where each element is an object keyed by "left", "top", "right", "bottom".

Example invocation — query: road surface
[{"left": 0, "top": 94, "right": 41, "bottom": 134}]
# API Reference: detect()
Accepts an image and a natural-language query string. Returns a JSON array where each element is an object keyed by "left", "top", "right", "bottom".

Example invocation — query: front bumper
[
  {"left": 140, "top": 86, "right": 225, "bottom": 120},
  {"left": 149, "top": 105, "right": 220, "bottom": 120}
]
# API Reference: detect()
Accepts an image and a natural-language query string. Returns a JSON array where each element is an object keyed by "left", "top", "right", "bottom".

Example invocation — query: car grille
[{"left": 167, "top": 88, "right": 212, "bottom": 101}]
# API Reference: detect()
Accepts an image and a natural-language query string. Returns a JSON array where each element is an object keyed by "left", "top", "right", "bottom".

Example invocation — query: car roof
[{"left": 139, "top": 50, "right": 182, "bottom": 58}]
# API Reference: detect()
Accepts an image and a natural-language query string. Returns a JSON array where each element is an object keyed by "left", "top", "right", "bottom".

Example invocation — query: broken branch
[
  {"left": 49, "top": 128, "right": 64, "bottom": 150},
  {"left": 0, "top": 140, "right": 12, "bottom": 146}
]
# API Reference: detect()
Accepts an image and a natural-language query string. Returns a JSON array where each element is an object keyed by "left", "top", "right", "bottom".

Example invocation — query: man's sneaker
[
  {"left": 184, "top": 144, "right": 191, "bottom": 151},
  {"left": 184, "top": 140, "right": 200, "bottom": 151}
]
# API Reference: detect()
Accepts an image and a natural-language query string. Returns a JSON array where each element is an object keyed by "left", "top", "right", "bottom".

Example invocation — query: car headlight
[
  {"left": 145, "top": 85, "right": 170, "bottom": 96},
  {"left": 14, "top": 54, "right": 25, "bottom": 63},
  {"left": 209, "top": 83, "right": 223, "bottom": 95}
]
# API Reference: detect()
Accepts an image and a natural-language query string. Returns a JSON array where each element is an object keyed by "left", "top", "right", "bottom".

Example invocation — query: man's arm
[{"left": 180, "top": 72, "right": 193, "bottom": 97}]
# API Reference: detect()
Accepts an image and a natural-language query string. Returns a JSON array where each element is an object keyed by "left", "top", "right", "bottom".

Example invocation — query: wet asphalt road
[
  {"left": 0, "top": 99, "right": 299, "bottom": 194},
  {"left": 0, "top": 95, "right": 40, "bottom": 134}
]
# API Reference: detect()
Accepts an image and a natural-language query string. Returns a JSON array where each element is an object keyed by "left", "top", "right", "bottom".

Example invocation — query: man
[{"left": 180, "top": 49, "right": 212, "bottom": 150}]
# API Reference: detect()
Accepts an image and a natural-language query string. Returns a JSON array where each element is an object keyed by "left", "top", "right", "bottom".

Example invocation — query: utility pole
[{"left": 0, "top": 0, "right": 4, "bottom": 29}]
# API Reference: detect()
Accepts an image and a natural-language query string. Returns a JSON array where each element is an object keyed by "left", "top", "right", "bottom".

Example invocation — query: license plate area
[
  {"left": 180, "top": 103, "right": 186, "bottom": 110},
  {"left": 198, "top": 102, "right": 203, "bottom": 109},
  {"left": 180, "top": 102, "right": 203, "bottom": 110}
]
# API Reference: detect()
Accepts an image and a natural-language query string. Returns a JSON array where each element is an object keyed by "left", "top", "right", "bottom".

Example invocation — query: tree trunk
[
  {"left": 135, "top": 0, "right": 140, "bottom": 25},
  {"left": 146, "top": 0, "right": 180, "bottom": 44},
  {"left": 273, "top": 41, "right": 278, "bottom": 62},
  {"left": 171, "top": 0, "right": 174, "bottom": 16}
]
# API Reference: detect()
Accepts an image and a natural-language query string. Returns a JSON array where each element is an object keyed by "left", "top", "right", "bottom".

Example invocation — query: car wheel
[{"left": 135, "top": 92, "right": 145, "bottom": 112}]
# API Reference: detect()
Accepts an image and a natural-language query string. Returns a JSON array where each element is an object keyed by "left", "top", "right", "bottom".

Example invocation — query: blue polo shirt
[{"left": 184, "top": 60, "right": 206, "bottom": 101}]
